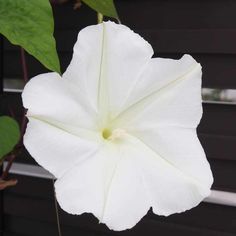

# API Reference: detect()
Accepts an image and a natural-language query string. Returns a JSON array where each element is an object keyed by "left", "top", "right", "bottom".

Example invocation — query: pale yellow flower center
[{"left": 102, "top": 128, "right": 127, "bottom": 141}]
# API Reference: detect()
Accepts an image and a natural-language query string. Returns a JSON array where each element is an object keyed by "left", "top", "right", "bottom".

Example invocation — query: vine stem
[
  {"left": 20, "top": 48, "right": 28, "bottom": 84},
  {"left": 97, "top": 12, "right": 103, "bottom": 24},
  {"left": 53, "top": 179, "right": 62, "bottom": 236},
  {"left": 1, "top": 155, "right": 16, "bottom": 180},
  {"left": 1, "top": 48, "right": 28, "bottom": 180}
]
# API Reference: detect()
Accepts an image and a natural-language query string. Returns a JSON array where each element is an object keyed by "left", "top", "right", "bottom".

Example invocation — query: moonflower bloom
[{"left": 22, "top": 21, "right": 213, "bottom": 231}]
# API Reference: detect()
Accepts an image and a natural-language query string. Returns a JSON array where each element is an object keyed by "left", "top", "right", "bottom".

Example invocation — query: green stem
[
  {"left": 53, "top": 179, "right": 62, "bottom": 236},
  {"left": 97, "top": 12, "right": 103, "bottom": 24}
]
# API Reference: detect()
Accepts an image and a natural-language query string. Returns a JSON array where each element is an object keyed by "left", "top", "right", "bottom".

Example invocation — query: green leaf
[
  {"left": 82, "top": 0, "right": 118, "bottom": 19},
  {"left": 0, "top": 116, "right": 20, "bottom": 160},
  {"left": 0, "top": 0, "right": 60, "bottom": 73}
]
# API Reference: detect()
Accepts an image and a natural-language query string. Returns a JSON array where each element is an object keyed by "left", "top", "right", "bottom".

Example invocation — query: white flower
[{"left": 22, "top": 21, "right": 213, "bottom": 231}]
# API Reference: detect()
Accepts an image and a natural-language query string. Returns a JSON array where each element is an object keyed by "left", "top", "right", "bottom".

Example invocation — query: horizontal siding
[
  {"left": 3, "top": 174, "right": 236, "bottom": 236},
  {"left": 52, "top": 0, "right": 236, "bottom": 30},
  {"left": 1, "top": 0, "right": 236, "bottom": 235},
  {"left": 4, "top": 29, "right": 236, "bottom": 54},
  {"left": 2, "top": 2, "right": 236, "bottom": 88},
  {"left": 4, "top": 51, "right": 236, "bottom": 89},
  {"left": 4, "top": 215, "right": 236, "bottom": 236}
]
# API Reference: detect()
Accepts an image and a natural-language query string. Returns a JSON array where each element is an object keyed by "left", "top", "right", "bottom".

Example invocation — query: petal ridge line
[
  {"left": 128, "top": 133, "right": 210, "bottom": 192},
  {"left": 56, "top": 144, "right": 103, "bottom": 181},
  {"left": 99, "top": 145, "right": 123, "bottom": 223},
  {"left": 97, "top": 23, "right": 109, "bottom": 128},
  {"left": 27, "top": 115, "right": 101, "bottom": 143},
  {"left": 111, "top": 63, "right": 201, "bottom": 127}
]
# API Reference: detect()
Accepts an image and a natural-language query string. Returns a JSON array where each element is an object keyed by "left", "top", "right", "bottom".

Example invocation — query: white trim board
[
  {"left": 4, "top": 79, "right": 236, "bottom": 105},
  {"left": 3, "top": 161, "right": 236, "bottom": 208}
]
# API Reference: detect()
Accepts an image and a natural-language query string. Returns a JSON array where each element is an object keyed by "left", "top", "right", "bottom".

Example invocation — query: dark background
[{"left": 0, "top": 0, "right": 236, "bottom": 235}]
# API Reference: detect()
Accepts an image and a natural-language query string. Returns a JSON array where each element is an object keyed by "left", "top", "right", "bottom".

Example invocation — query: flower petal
[
  {"left": 112, "top": 55, "right": 202, "bottom": 129},
  {"left": 55, "top": 141, "right": 150, "bottom": 231},
  {"left": 63, "top": 21, "right": 153, "bottom": 124},
  {"left": 124, "top": 133, "right": 212, "bottom": 216},
  {"left": 99, "top": 142, "right": 150, "bottom": 230},
  {"left": 130, "top": 127, "right": 213, "bottom": 190},
  {"left": 22, "top": 72, "right": 97, "bottom": 130},
  {"left": 55, "top": 146, "right": 113, "bottom": 223},
  {"left": 24, "top": 118, "right": 100, "bottom": 178}
]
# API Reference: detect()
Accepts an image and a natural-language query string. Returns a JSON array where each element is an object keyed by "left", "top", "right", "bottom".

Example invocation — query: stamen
[{"left": 102, "top": 128, "right": 127, "bottom": 141}]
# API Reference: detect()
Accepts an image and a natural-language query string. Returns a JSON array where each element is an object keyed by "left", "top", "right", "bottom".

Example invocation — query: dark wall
[{"left": 1, "top": 0, "right": 236, "bottom": 235}]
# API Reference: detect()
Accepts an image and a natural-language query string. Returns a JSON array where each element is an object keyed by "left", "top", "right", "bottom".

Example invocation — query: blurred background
[{"left": 0, "top": 0, "right": 236, "bottom": 235}]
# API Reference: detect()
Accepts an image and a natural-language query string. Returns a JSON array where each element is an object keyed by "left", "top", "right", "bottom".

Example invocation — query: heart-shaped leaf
[
  {"left": 0, "top": 0, "right": 60, "bottom": 73},
  {"left": 0, "top": 116, "right": 20, "bottom": 160}
]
